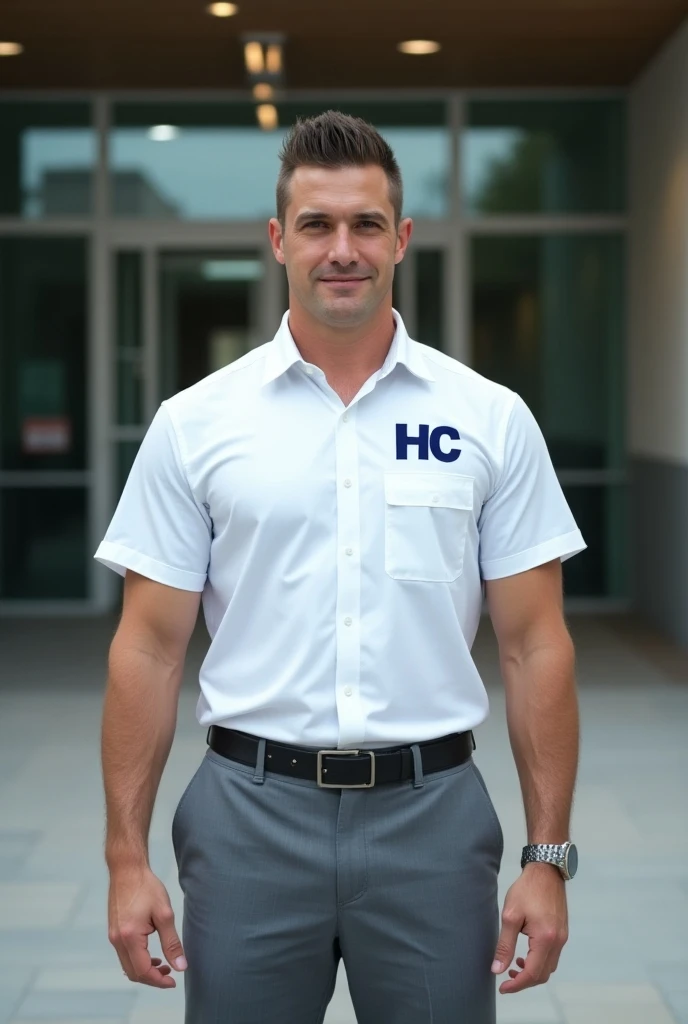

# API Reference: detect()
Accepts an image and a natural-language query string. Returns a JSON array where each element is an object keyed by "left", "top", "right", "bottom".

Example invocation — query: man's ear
[
  {"left": 394, "top": 217, "right": 413, "bottom": 264},
  {"left": 268, "top": 218, "right": 286, "bottom": 265}
]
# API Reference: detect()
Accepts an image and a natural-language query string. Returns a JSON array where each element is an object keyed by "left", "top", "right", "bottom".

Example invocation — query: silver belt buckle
[{"left": 316, "top": 749, "right": 376, "bottom": 788}]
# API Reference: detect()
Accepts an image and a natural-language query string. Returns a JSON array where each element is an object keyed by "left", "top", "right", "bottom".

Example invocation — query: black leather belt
[{"left": 207, "top": 726, "right": 475, "bottom": 788}]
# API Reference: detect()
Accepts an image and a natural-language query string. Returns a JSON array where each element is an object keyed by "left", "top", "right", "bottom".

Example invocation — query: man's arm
[
  {"left": 102, "top": 569, "right": 201, "bottom": 988},
  {"left": 483, "top": 557, "right": 579, "bottom": 994},
  {"left": 485, "top": 557, "right": 579, "bottom": 845},
  {"left": 102, "top": 569, "right": 201, "bottom": 869}
]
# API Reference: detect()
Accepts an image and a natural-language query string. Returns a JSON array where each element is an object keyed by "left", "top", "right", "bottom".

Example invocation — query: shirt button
[
  {"left": 342, "top": 412, "right": 349, "bottom": 422},
  {"left": 344, "top": 687, "right": 353, "bottom": 696},
  {"left": 432, "top": 494, "right": 439, "bottom": 503},
  {"left": 345, "top": 547, "right": 353, "bottom": 556},
  {"left": 344, "top": 616, "right": 352, "bottom": 626},
  {"left": 305, "top": 367, "right": 314, "bottom": 376},
  {"left": 343, "top": 478, "right": 352, "bottom": 488}
]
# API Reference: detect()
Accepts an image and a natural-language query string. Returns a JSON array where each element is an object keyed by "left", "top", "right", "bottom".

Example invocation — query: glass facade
[
  {"left": 0, "top": 236, "right": 89, "bottom": 599},
  {"left": 0, "top": 488, "right": 88, "bottom": 599},
  {"left": 111, "top": 101, "right": 449, "bottom": 220},
  {"left": 471, "top": 233, "right": 625, "bottom": 470},
  {"left": 158, "top": 251, "right": 264, "bottom": 399},
  {"left": 0, "top": 95, "right": 628, "bottom": 608},
  {"left": 463, "top": 99, "right": 625, "bottom": 214},
  {"left": 0, "top": 103, "right": 96, "bottom": 218}
]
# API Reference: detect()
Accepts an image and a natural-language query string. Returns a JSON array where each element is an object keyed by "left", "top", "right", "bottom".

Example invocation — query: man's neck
[{"left": 287, "top": 303, "right": 397, "bottom": 384}]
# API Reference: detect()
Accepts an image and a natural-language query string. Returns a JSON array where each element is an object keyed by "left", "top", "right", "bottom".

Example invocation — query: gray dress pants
[{"left": 172, "top": 735, "right": 504, "bottom": 1024}]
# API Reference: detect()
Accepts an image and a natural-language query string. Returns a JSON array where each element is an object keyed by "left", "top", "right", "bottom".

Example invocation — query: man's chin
[{"left": 317, "top": 297, "right": 372, "bottom": 327}]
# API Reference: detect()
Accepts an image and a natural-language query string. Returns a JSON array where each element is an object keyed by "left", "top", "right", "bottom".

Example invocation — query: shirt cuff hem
[
  {"left": 480, "top": 530, "right": 587, "bottom": 580},
  {"left": 94, "top": 542, "right": 207, "bottom": 592}
]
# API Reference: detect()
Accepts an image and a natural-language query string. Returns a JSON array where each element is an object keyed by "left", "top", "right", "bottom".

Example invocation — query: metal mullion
[
  {"left": 0, "top": 219, "right": 94, "bottom": 236},
  {"left": 466, "top": 215, "right": 628, "bottom": 235},
  {"left": 90, "top": 93, "right": 115, "bottom": 612},
  {"left": 0, "top": 599, "right": 102, "bottom": 617},
  {"left": 0, "top": 86, "right": 626, "bottom": 104},
  {"left": 395, "top": 247, "right": 415, "bottom": 335},
  {"left": 261, "top": 236, "right": 287, "bottom": 342},
  {"left": 111, "top": 426, "right": 147, "bottom": 442},
  {"left": 447, "top": 92, "right": 468, "bottom": 364},
  {"left": 0, "top": 472, "right": 92, "bottom": 487},
  {"left": 407, "top": 221, "right": 452, "bottom": 247},
  {"left": 109, "top": 220, "right": 268, "bottom": 248},
  {"left": 143, "top": 247, "right": 159, "bottom": 422},
  {"left": 556, "top": 470, "right": 627, "bottom": 486},
  {"left": 465, "top": 86, "right": 625, "bottom": 100}
]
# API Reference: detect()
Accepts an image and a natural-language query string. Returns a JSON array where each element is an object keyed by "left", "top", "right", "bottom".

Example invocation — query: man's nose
[{"left": 328, "top": 226, "right": 358, "bottom": 265}]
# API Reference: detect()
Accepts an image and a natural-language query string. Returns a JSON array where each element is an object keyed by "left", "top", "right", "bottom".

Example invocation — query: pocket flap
[{"left": 384, "top": 472, "right": 473, "bottom": 510}]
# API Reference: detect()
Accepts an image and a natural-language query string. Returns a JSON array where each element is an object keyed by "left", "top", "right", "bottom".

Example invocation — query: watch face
[{"left": 566, "top": 843, "right": 578, "bottom": 879}]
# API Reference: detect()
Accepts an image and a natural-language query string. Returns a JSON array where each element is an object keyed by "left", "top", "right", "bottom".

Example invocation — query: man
[{"left": 97, "top": 110, "right": 584, "bottom": 1024}]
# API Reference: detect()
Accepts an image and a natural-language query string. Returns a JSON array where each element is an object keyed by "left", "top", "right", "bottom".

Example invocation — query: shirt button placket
[{"left": 335, "top": 406, "right": 364, "bottom": 748}]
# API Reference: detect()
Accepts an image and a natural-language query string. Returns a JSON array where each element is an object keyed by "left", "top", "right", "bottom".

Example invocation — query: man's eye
[
  {"left": 359, "top": 220, "right": 381, "bottom": 228},
  {"left": 304, "top": 220, "right": 327, "bottom": 228}
]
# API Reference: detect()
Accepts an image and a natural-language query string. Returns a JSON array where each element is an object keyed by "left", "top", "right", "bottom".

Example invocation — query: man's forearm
[
  {"left": 102, "top": 640, "right": 181, "bottom": 870},
  {"left": 500, "top": 637, "right": 579, "bottom": 844}
]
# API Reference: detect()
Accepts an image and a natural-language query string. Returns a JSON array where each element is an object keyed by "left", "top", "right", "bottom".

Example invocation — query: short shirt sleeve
[
  {"left": 478, "top": 394, "right": 586, "bottom": 580},
  {"left": 94, "top": 403, "right": 211, "bottom": 591}
]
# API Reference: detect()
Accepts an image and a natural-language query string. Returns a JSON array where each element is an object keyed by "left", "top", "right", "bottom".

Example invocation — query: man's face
[{"left": 269, "top": 164, "right": 412, "bottom": 329}]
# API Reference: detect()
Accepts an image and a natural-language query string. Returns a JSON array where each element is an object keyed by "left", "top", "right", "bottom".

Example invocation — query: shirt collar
[{"left": 261, "top": 308, "right": 435, "bottom": 387}]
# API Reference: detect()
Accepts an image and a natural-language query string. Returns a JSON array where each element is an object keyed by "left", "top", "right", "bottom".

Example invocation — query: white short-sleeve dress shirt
[{"left": 95, "top": 309, "right": 586, "bottom": 750}]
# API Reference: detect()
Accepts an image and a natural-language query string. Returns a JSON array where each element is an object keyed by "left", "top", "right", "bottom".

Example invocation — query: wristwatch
[{"left": 521, "top": 841, "right": 578, "bottom": 881}]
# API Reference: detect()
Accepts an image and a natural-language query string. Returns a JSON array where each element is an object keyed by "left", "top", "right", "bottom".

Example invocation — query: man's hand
[
  {"left": 108, "top": 864, "right": 188, "bottom": 988},
  {"left": 491, "top": 863, "right": 569, "bottom": 994}
]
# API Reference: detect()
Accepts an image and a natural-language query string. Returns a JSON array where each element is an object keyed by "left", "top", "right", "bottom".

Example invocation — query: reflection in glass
[
  {"left": 158, "top": 251, "right": 263, "bottom": 399},
  {"left": 116, "top": 441, "right": 142, "bottom": 499},
  {"left": 416, "top": 250, "right": 444, "bottom": 351},
  {"left": 0, "top": 237, "right": 88, "bottom": 471},
  {"left": 0, "top": 102, "right": 95, "bottom": 217},
  {"left": 561, "top": 485, "right": 628, "bottom": 599},
  {"left": 0, "top": 488, "right": 88, "bottom": 598},
  {"left": 115, "top": 252, "right": 144, "bottom": 426},
  {"left": 111, "top": 102, "right": 448, "bottom": 220},
  {"left": 463, "top": 100, "right": 625, "bottom": 214},
  {"left": 471, "top": 234, "right": 624, "bottom": 471}
]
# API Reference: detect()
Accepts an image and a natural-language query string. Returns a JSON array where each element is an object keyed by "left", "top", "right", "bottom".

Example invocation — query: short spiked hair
[{"left": 276, "top": 109, "right": 403, "bottom": 225}]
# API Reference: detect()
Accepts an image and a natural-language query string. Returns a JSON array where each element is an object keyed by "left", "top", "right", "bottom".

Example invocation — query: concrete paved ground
[{"left": 0, "top": 612, "right": 686, "bottom": 1024}]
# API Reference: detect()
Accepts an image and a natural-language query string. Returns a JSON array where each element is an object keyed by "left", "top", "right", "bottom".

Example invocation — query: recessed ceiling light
[
  {"left": 0, "top": 42, "right": 23, "bottom": 56},
  {"left": 148, "top": 125, "right": 179, "bottom": 142},
  {"left": 244, "top": 41, "right": 264, "bottom": 74},
  {"left": 253, "top": 83, "right": 274, "bottom": 101},
  {"left": 207, "top": 2, "right": 238, "bottom": 16},
  {"left": 397, "top": 39, "right": 441, "bottom": 55},
  {"left": 265, "top": 44, "right": 282, "bottom": 74},
  {"left": 256, "top": 104, "right": 278, "bottom": 131}
]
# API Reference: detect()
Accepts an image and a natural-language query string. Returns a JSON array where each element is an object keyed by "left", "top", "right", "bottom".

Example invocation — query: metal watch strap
[{"left": 521, "top": 843, "right": 566, "bottom": 869}]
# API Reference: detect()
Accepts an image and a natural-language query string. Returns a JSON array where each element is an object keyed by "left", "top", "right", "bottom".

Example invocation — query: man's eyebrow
[
  {"left": 294, "top": 211, "right": 329, "bottom": 225},
  {"left": 294, "top": 210, "right": 390, "bottom": 226}
]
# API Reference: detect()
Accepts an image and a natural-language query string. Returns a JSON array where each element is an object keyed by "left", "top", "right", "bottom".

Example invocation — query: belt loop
[
  {"left": 471, "top": 730, "right": 476, "bottom": 751},
  {"left": 410, "top": 743, "right": 425, "bottom": 789},
  {"left": 252, "top": 737, "right": 267, "bottom": 785},
  {"left": 206, "top": 727, "right": 211, "bottom": 747}
]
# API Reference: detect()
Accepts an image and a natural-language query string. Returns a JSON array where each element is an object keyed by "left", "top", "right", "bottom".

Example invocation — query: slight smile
[{"left": 319, "top": 277, "right": 370, "bottom": 284}]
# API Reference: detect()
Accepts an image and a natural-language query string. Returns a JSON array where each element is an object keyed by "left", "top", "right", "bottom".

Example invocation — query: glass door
[
  {"left": 158, "top": 251, "right": 264, "bottom": 400},
  {"left": 110, "top": 238, "right": 283, "bottom": 513}
]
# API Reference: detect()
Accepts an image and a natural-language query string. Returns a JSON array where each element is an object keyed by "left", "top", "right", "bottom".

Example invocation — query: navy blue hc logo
[{"left": 396, "top": 424, "right": 461, "bottom": 462}]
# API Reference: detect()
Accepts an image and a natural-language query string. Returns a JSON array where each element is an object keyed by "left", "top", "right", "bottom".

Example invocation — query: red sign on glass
[{"left": 21, "top": 416, "right": 72, "bottom": 455}]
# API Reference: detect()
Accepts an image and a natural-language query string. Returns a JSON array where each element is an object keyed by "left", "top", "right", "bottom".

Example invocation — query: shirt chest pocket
[{"left": 384, "top": 472, "right": 474, "bottom": 582}]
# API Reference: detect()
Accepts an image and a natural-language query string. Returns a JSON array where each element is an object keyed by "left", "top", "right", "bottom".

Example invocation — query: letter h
[{"left": 396, "top": 423, "right": 429, "bottom": 460}]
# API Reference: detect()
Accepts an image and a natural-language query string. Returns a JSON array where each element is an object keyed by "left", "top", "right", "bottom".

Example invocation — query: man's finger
[
  {"left": 154, "top": 905, "right": 187, "bottom": 972},
  {"left": 499, "top": 939, "right": 550, "bottom": 993},
  {"left": 491, "top": 907, "right": 523, "bottom": 975},
  {"left": 121, "top": 929, "right": 176, "bottom": 989}
]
